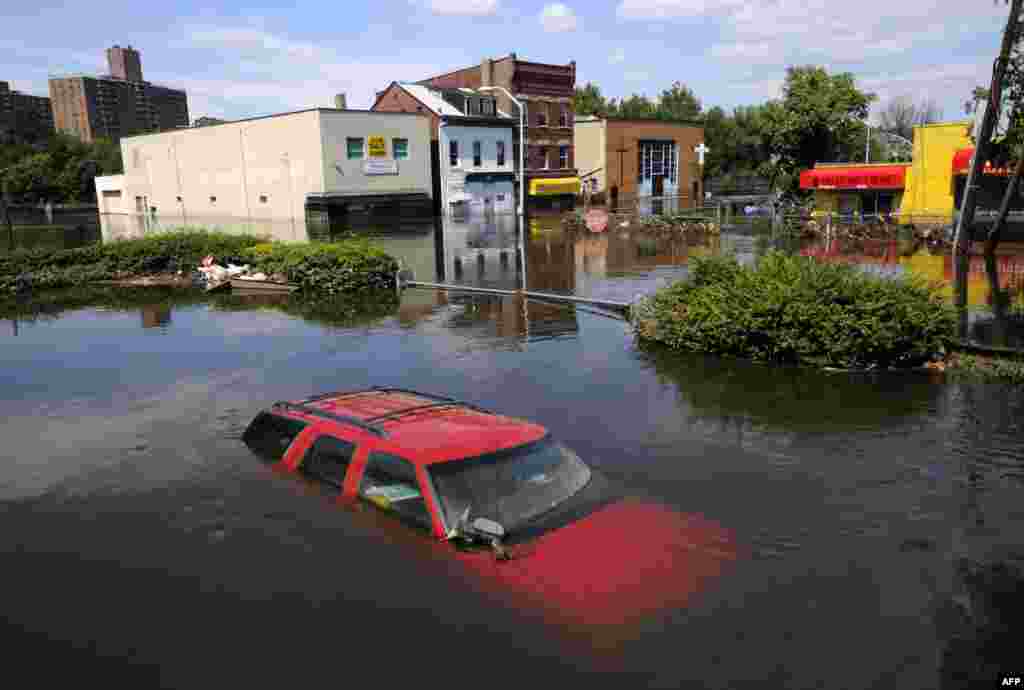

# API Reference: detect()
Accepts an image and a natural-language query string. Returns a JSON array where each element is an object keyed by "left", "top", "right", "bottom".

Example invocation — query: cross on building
[{"left": 694, "top": 142, "right": 710, "bottom": 166}]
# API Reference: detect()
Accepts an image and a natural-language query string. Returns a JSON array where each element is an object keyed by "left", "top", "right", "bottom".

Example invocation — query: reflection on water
[
  {"left": 0, "top": 209, "right": 1010, "bottom": 350},
  {"left": 3, "top": 281, "right": 1024, "bottom": 687}
]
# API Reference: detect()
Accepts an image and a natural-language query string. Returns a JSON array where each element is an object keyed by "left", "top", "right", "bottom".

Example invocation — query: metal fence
[{"left": 1, "top": 203, "right": 102, "bottom": 253}]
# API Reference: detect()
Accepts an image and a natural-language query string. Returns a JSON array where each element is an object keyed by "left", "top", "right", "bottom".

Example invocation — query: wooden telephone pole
[{"left": 953, "top": 0, "right": 1024, "bottom": 313}]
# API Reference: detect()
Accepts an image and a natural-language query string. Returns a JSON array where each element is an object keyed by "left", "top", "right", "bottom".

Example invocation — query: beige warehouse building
[{"left": 95, "top": 107, "right": 434, "bottom": 240}]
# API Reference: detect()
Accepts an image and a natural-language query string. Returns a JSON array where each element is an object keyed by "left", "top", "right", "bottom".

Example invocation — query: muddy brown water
[{"left": 2, "top": 213, "right": 1023, "bottom": 688}]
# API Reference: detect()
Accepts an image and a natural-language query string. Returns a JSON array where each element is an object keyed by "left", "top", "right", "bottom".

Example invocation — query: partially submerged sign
[{"left": 585, "top": 208, "right": 609, "bottom": 233}]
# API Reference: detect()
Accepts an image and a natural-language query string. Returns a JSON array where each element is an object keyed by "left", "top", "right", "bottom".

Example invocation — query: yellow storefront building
[{"left": 800, "top": 120, "right": 973, "bottom": 222}]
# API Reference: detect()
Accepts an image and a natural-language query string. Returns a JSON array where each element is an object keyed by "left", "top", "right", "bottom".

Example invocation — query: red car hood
[{"left": 455, "top": 498, "right": 739, "bottom": 629}]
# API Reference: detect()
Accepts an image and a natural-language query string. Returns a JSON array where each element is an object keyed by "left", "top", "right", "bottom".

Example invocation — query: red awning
[
  {"left": 951, "top": 148, "right": 1012, "bottom": 176},
  {"left": 799, "top": 165, "right": 907, "bottom": 190}
]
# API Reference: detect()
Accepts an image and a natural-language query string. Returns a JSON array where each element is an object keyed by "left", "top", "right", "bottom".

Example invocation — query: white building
[
  {"left": 94, "top": 107, "right": 433, "bottom": 239},
  {"left": 374, "top": 83, "right": 517, "bottom": 217}
]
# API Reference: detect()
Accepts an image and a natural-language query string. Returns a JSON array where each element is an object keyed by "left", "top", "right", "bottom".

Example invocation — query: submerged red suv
[{"left": 243, "top": 387, "right": 738, "bottom": 630}]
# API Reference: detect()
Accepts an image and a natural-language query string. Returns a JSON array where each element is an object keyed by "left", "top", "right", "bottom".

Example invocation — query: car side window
[
  {"left": 359, "top": 452, "right": 431, "bottom": 530},
  {"left": 301, "top": 436, "right": 355, "bottom": 490},
  {"left": 242, "top": 412, "right": 308, "bottom": 462}
]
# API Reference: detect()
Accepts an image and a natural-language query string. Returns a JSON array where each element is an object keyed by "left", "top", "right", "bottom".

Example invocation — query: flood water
[{"left": 3, "top": 212, "right": 1024, "bottom": 688}]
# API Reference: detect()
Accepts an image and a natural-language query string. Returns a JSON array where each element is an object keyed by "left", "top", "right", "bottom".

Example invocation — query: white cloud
[
  {"left": 617, "top": 0, "right": 737, "bottom": 20},
  {"left": 424, "top": 0, "right": 500, "bottom": 16},
  {"left": 540, "top": 4, "right": 579, "bottom": 32},
  {"left": 169, "top": 25, "right": 443, "bottom": 119},
  {"left": 609, "top": 48, "right": 626, "bottom": 64}
]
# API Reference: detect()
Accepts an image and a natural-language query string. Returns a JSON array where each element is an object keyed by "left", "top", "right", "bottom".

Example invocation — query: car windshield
[{"left": 428, "top": 437, "right": 591, "bottom": 534}]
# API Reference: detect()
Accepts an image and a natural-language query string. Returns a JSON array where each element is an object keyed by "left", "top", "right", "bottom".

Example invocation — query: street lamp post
[{"left": 478, "top": 85, "right": 525, "bottom": 217}]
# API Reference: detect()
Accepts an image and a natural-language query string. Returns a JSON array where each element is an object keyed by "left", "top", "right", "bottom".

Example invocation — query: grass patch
[
  {"left": 945, "top": 352, "right": 1024, "bottom": 383},
  {"left": 0, "top": 228, "right": 398, "bottom": 295},
  {"left": 634, "top": 251, "right": 957, "bottom": 369}
]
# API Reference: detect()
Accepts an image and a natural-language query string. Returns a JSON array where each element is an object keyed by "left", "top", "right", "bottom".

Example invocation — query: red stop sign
[{"left": 585, "top": 208, "right": 609, "bottom": 233}]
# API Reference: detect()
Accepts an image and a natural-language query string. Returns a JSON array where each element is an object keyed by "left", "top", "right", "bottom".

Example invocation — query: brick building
[
  {"left": 49, "top": 45, "right": 189, "bottom": 143},
  {"left": 399, "top": 54, "right": 579, "bottom": 208},
  {"left": 0, "top": 80, "right": 54, "bottom": 143},
  {"left": 574, "top": 116, "right": 705, "bottom": 211}
]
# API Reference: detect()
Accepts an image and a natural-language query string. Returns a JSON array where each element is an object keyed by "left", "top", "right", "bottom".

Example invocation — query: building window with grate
[
  {"left": 497, "top": 141, "right": 505, "bottom": 167},
  {"left": 559, "top": 146, "right": 569, "bottom": 169},
  {"left": 559, "top": 108, "right": 568, "bottom": 127},
  {"left": 346, "top": 137, "right": 364, "bottom": 159},
  {"left": 449, "top": 140, "right": 459, "bottom": 167},
  {"left": 473, "top": 141, "right": 482, "bottom": 167}
]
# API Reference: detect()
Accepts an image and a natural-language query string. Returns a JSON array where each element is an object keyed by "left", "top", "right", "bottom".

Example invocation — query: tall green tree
[
  {"left": 0, "top": 133, "right": 124, "bottom": 203},
  {"left": 758, "top": 66, "right": 875, "bottom": 193},
  {"left": 656, "top": 81, "right": 702, "bottom": 121},
  {"left": 573, "top": 83, "right": 609, "bottom": 117}
]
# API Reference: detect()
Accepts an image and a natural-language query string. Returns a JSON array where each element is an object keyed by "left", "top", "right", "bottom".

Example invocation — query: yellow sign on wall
[{"left": 368, "top": 136, "right": 387, "bottom": 158}]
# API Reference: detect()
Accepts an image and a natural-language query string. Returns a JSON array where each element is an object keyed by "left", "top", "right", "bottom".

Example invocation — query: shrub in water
[
  {"left": 0, "top": 229, "right": 398, "bottom": 295},
  {"left": 635, "top": 251, "right": 956, "bottom": 369}
]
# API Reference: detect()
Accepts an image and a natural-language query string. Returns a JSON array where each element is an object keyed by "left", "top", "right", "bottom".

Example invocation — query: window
[
  {"left": 449, "top": 140, "right": 459, "bottom": 167},
  {"left": 175, "top": 195, "right": 182, "bottom": 202},
  {"left": 346, "top": 137, "right": 364, "bottom": 159},
  {"left": 559, "top": 108, "right": 569, "bottom": 127},
  {"left": 482, "top": 99, "right": 493, "bottom": 115},
  {"left": 301, "top": 436, "right": 355, "bottom": 490},
  {"left": 360, "top": 452, "right": 431, "bottom": 529},
  {"left": 259, "top": 195, "right": 268, "bottom": 203},
  {"left": 473, "top": 141, "right": 482, "bottom": 167},
  {"left": 513, "top": 142, "right": 519, "bottom": 170},
  {"left": 209, "top": 196, "right": 217, "bottom": 203},
  {"left": 559, "top": 146, "right": 569, "bottom": 169},
  {"left": 542, "top": 147, "right": 549, "bottom": 170},
  {"left": 102, "top": 190, "right": 122, "bottom": 199},
  {"left": 497, "top": 140, "right": 505, "bottom": 167},
  {"left": 496, "top": 194, "right": 505, "bottom": 201},
  {"left": 242, "top": 412, "right": 308, "bottom": 462},
  {"left": 393, "top": 137, "right": 409, "bottom": 160},
  {"left": 536, "top": 109, "right": 547, "bottom": 126}
]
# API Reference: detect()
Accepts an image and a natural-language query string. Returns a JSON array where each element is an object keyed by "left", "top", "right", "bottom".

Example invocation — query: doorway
[{"left": 652, "top": 176, "right": 664, "bottom": 198}]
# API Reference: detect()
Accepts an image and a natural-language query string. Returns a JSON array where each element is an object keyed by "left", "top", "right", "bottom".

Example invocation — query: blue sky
[{"left": 0, "top": 1, "right": 1011, "bottom": 124}]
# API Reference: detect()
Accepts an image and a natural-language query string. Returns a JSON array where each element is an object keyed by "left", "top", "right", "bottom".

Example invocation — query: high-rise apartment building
[
  {"left": 0, "top": 80, "right": 54, "bottom": 143},
  {"left": 49, "top": 45, "right": 189, "bottom": 143}
]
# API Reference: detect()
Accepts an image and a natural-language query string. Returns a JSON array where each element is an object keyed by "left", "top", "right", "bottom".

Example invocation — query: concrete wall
[
  {"left": 97, "top": 109, "right": 433, "bottom": 229},
  {"left": 573, "top": 118, "right": 606, "bottom": 191},
  {"left": 319, "top": 109, "right": 432, "bottom": 197},
  {"left": 900, "top": 120, "right": 972, "bottom": 219},
  {"left": 115, "top": 109, "right": 324, "bottom": 225}
]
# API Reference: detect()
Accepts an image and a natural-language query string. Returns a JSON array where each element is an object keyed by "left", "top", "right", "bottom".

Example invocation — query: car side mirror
[{"left": 470, "top": 517, "right": 505, "bottom": 540}]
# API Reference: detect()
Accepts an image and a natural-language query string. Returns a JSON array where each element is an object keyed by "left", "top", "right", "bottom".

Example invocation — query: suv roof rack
[
  {"left": 271, "top": 401, "right": 388, "bottom": 437},
  {"left": 274, "top": 387, "right": 491, "bottom": 436}
]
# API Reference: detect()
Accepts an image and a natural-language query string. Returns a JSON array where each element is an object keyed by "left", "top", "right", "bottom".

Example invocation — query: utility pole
[
  {"left": 952, "top": 0, "right": 1023, "bottom": 313},
  {"left": 865, "top": 121, "right": 870, "bottom": 163}
]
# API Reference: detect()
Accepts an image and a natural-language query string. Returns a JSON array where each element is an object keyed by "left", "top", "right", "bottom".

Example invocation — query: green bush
[
  {"left": 0, "top": 229, "right": 398, "bottom": 295},
  {"left": 239, "top": 238, "right": 396, "bottom": 295},
  {"left": 635, "top": 251, "right": 957, "bottom": 369}
]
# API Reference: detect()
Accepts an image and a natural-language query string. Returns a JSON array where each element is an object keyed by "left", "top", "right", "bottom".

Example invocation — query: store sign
[
  {"left": 364, "top": 159, "right": 398, "bottom": 175},
  {"left": 368, "top": 136, "right": 387, "bottom": 158}
]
